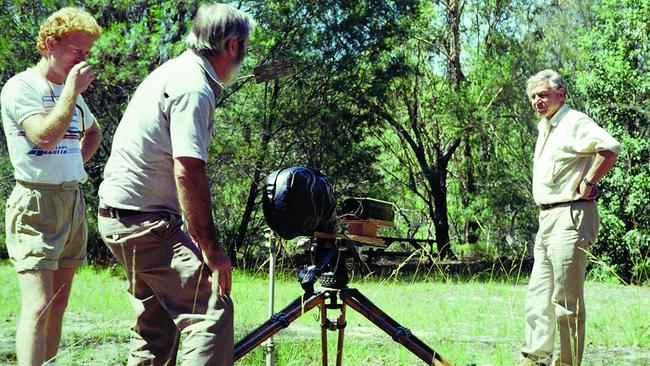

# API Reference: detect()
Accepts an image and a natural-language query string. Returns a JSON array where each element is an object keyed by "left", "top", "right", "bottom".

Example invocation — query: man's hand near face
[{"left": 66, "top": 61, "right": 94, "bottom": 95}]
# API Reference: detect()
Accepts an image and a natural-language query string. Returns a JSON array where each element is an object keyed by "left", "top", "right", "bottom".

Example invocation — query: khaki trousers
[
  {"left": 522, "top": 200, "right": 598, "bottom": 366},
  {"left": 98, "top": 212, "right": 233, "bottom": 366}
]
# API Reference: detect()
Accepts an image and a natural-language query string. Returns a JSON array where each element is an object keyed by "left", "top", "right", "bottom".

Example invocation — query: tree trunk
[
  {"left": 429, "top": 168, "right": 455, "bottom": 259},
  {"left": 229, "top": 134, "right": 270, "bottom": 262},
  {"left": 446, "top": 0, "right": 465, "bottom": 85},
  {"left": 445, "top": 0, "right": 477, "bottom": 245},
  {"left": 431, "top": 136, "right": 460, "bottom": 259},
  {"left": 463, "top": 135, "right": 479, "bottom": 244},
  {"left": 229, "top": 80, "right": 282, "bottom": 262}
]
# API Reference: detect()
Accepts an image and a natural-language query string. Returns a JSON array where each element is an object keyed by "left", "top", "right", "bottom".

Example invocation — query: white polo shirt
[
  {"left": 99, "top": 50, "right": 223, "bottom": 213},
  {"left": 1, "top": 67, "right": 95, "bottom": 184},
  {"left": 532, "top": 104, "right": 622, "bottom": 206}
]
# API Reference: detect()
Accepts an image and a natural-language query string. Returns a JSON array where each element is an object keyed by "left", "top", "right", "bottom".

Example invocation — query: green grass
[{"left": 0, "top": 262, "right": 648, "bottom": 365}]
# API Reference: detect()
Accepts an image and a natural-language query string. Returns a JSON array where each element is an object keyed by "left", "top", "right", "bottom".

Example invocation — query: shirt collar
[
  {"left": 546, "top": 104, "right": 569, "bottom": 127},
  {"left": 182, "top": 50, "right": 224, "bottom": 96}
]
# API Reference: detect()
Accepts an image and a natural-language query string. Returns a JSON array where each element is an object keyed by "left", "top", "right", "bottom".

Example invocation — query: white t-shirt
[
  {"left": 1, "top": 67, "right": 95, "bottom": 184},
  {"left": 98, "top": 50, "right": 222, "bottom": 214}
]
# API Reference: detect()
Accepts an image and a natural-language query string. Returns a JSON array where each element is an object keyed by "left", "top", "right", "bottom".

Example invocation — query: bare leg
[
  {"left": 45, "top": 268, "right": 76, "bottom": 363},
  {"left": 16, "top": 270, "right": 54, "bottom": 366}
]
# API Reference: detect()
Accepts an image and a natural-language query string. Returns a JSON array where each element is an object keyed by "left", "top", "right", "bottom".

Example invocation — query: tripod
[{"left": 234, "top": 237, "right": 454, "bottom": 366}]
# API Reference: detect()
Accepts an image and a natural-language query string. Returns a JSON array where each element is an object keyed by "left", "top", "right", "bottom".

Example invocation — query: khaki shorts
[{"left": 5, "top": 181, "right": 87, "bottom": 272}]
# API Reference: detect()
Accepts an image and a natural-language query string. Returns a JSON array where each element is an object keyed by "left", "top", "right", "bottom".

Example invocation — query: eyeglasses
[{"left": 75, "top": 104, "right": 85, "bottom": 138}]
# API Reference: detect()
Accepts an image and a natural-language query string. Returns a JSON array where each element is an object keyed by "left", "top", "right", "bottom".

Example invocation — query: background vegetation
[{"left": 0, "top": 0, "right": 648, "bottom": 284}]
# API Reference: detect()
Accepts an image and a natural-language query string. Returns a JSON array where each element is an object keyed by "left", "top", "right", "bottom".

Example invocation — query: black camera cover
[{"left": 262, "top": 166, "right": 338, "bottom": 239}]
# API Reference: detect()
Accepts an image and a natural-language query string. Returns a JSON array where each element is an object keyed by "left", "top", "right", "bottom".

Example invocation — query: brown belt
[
  {"left": 538, "top": 198, "right": 593, "bottom": 211},
  {"left": 98, "top": 206, "right": 142, "bottom": 219},
  {"left": 17, "top": 180, "right": 79, "bottom": 191}
]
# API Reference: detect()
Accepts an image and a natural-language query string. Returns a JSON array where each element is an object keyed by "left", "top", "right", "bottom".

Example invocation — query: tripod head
[
  {"left": 297, "top": 236, "right": 360, "bottom": 294},
  {"left": 294, "top": 198, "right": 396, "bottom": 293}
]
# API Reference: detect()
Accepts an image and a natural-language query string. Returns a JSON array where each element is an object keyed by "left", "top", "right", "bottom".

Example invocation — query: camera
[
  {"left": 262, "top": 166, "right": 396, "bottom": 293},
  {"left": 262, "top": 166, "right": 338, "bottom": 240}
]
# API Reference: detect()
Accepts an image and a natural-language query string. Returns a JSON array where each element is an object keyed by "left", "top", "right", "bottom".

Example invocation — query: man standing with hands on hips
[
  {"left": 1, "top": 7, "right": 101, "bottom": 366},
  {"left": 517, "top": 69, "right": 621, "bottom": 366},
  {"left": 97, "top": 3, "right": 255, "bottom": 365}
]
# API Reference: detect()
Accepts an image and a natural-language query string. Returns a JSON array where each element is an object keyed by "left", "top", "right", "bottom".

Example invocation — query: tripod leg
[
  {"left": 339, "top": 289, "right": 454, "bottom": 366},
  {"left": 320, "top": 304, "right": 328, "bottom": 366},
  {"left": 335, "top": 304, "right": 346, "bottom": 366},
  {"left": 235, "top": 291, "right": 327, "bottom": 361}
]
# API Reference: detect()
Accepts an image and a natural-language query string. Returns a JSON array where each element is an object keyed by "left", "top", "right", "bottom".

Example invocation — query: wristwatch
[{"left": 583, "top": 177, "right": 595, "bottom": 187}]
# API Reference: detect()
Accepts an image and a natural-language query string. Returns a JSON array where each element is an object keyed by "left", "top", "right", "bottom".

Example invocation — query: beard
[{"left": 221, "top": 61, "right": 242, "bottom": 87}]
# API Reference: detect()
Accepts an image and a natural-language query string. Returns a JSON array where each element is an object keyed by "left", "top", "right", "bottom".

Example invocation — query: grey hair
[
  {"left": 186, "top": 3, "right": 256, "bottom": 57},
  {"left": 526, "top": 69, "right": 567, "bottom": 98}
]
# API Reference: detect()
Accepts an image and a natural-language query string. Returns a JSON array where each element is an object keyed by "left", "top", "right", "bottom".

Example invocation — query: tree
[
  {"left": 569, "top": 0, "right": 650, "bottom": 284},
  {"left": 210, "top": 0, "right": 409, "bottom": 262},
  {"left": 346, "top": 0, "right": 543, "bottom": 259}
]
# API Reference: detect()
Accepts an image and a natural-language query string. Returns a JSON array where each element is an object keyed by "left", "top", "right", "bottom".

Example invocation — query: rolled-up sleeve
[{"left": 573, "top": 118, "right": 622, "bottom": 154}]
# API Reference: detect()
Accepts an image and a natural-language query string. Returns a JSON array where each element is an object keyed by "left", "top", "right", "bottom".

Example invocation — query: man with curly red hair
[{"left": 1, "top": 7, "right": 101, "bottom": 366}]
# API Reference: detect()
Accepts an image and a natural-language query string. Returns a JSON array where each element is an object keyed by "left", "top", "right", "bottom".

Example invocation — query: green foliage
[
  {"left": 0, "top": 155, "right": 10, "bottom": 259},
  {"left": 445, "top": 32, "right": 540, "bottom": 257},
  {"left": 568, "top": 0, "right": 650, "bottom": 284},
  {"left": 0, "top": 0, "right": 647, "bottom": 283},
  {"left": 209, "top": 0, "right": 415, "bottom": 260}
]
